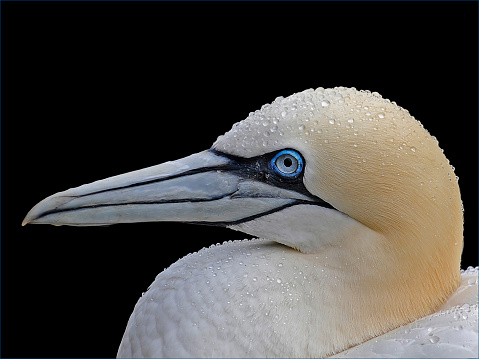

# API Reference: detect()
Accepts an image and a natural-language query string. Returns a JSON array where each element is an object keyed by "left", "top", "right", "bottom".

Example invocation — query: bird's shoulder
[{"left": 118, "top": 238, "right": 334, "bottom": 357}]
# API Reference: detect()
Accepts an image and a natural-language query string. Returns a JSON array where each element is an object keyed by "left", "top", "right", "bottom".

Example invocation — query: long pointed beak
[{"left": 23, "top": 150, "right": 315, "bottom": 227}]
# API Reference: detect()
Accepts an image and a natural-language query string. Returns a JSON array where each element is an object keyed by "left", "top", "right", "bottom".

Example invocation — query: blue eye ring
[{"left": 270, "top": 149, "right": 304, "bottom": 178}]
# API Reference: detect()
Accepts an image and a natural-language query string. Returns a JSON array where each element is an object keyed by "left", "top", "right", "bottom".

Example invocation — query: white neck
[{"left": 229, "top": 204, "right": 460, "bottom": 356}]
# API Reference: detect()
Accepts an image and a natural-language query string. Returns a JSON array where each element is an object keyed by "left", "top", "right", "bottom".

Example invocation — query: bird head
[
  {"left": 214, "top": 88, "right": 463, "bottom": 260},
  {"left": 23, "top": 87, "right": 463, "bottom": 317}
]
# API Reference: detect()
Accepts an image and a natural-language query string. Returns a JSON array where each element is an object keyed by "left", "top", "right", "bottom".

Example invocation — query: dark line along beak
[{"left": 23, "top": 150, "right": 322, "bottom": 227}]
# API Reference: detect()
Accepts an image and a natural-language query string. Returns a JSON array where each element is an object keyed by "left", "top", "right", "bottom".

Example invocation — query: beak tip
[
  {"left": 23, "top": 194, "right": 62, "bottom": 227},
  {"left": 22, "top": 210, "right": 37, "bottom": 226},
  {"left": 23, "top": 188, "right": 82, "bottom": 226}
]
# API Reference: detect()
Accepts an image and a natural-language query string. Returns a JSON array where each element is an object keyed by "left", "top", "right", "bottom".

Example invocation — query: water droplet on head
[
  {"left": 321, "top": 100, "right": 330, "bottom": 107},
  {"left": 378, "top": 113, "right": 385, "bottom": 119},
  {"left": 329, "top": 119, "right": 335, "bottom": 125},
  {"left": 299, "top": 125, "right": 306, "bottom": 131},
  {"left": 429, "top": 336, "right": 440, "bottom": 344}
]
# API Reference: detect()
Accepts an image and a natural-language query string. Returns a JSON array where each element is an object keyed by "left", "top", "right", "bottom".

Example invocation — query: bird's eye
[{"left": 270, "top": 150, "right": 304, "bottom": 178}]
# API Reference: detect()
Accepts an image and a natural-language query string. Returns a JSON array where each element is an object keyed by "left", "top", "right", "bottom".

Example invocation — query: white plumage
[
  {"left": 24, "top": 87, "right": 478, "bottom": 357},
  {"left": 116, "top": 239, "right": 478, "bottom": 358}
]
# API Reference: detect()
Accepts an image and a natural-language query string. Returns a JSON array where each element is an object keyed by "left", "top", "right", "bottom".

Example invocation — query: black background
[{"left": 2, "top": 2, "right": 477, "bottom": 357}]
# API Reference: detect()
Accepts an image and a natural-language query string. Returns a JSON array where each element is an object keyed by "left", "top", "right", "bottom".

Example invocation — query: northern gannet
[{"left": 23, "top": 87, "right": 478, "bottom": 357}]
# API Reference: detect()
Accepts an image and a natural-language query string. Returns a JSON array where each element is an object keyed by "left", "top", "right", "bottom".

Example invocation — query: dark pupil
[{"left": 283, "top": 157, "right": 293, "bottom": 167}]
